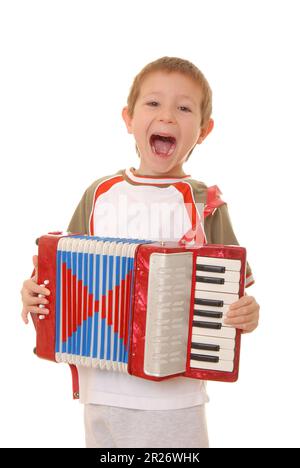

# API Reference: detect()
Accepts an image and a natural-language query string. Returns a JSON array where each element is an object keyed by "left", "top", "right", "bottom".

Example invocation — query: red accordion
[{"left": 33, "top": 233, "right": 246, "bottom": 382}]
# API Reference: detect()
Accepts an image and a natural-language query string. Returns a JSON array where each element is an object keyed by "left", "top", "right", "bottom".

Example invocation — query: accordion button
[{"left": 73, "top": 392, "right": 79, "bottom": 399}]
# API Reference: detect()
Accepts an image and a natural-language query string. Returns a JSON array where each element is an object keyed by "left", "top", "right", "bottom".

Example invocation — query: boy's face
[{"left": 122, "top": 71, "right": 213, "bottom": 177}]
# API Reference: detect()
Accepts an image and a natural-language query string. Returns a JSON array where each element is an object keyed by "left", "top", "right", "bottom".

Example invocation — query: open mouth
[{"left": 150, "top": 134, "right": 177, "bottom": 157}]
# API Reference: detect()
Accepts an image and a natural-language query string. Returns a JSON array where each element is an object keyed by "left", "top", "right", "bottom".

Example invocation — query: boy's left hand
[{"left": 224, "top": 294, "right": 260, "bottom": 333}]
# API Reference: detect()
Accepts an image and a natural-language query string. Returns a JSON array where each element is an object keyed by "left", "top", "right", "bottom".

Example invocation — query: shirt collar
[{"left": 125, "top": 167, "right": 191, "bottom": 185}]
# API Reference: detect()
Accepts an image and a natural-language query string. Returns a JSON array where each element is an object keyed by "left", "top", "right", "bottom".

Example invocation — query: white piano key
[
  {"left": 190, "top": 347, "right": 234, "bottom": 361},
  {"left": 192, "top": 325, "right": 236, "bottom": 339},
  {"left": 190, "top": 359, "right": 234, "bottom": 373},
  {"left": 194, "top": 290, "right": 239, "bottom": 305},
  {"left": 195, "top": 281, "right": 240, "bottom": 294},
  {"left": 191, "top": 334, "right": 235, "bottom": 350},
  {"left": 196, "top": 256, "right": 241, "bottom": 272}
]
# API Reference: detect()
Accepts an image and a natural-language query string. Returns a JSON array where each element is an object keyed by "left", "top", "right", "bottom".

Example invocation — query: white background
[{"left": 1, "top": 0, "right": 299, "bottom": 448}]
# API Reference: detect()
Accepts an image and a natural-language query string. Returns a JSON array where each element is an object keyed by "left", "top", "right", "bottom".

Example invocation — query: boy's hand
[
  {"left": 20, "top": 255, "right": 50, "bottom": 324},
  {"left": 224, "top": 293, "right": 260, "bottom": 333}
]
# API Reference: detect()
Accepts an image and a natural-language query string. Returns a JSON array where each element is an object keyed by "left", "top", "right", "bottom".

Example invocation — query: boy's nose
[
  {"left": 157, "top": 107, "right": 175, "bottom": 124},
  {"left": 159, "top": 116, "right": 174, "bottom": 124}
]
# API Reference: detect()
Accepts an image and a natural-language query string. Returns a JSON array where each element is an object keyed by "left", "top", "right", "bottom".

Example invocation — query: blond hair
[
  {"left": 127, "top": 56, "right": 212, "bottom": 127},
  {"left": 126, "top": 57, "right": 213, "bottom": 160}
]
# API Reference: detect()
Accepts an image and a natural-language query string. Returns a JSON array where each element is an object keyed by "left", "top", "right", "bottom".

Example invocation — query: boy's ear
[
  {"left": 197, "top": 118, "right": 214, "bottom": 144},
  {"left": 122, "top": 107, "right": 133, "bottom": 134}
]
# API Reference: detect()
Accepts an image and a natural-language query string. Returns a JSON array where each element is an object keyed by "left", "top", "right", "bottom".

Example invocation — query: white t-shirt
[{"left": 77, "top": 168, "right": 209, "bottom": 409}]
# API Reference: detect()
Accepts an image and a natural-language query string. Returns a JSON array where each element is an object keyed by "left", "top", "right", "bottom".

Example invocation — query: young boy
[{"left": 21, "top": 56, "right": 260, "bottom": 448}]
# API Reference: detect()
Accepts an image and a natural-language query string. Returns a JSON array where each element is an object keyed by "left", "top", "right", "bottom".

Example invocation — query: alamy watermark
[{"left": 92, "top": 196, "right": 205, "bottom": 243}]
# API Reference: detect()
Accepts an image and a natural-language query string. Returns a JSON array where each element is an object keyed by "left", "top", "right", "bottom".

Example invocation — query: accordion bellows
[{"left": 33, "top": 233, "right": 246, "bottom": 382}]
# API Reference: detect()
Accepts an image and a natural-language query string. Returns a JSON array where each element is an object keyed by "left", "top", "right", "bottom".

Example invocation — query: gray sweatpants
[{"left": 84, "top": 404, "right": 209, "bottom": 448}]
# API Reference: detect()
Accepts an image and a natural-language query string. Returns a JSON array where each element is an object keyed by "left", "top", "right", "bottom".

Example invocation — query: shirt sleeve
[
  {"left": 204, "top": 203, "right": 255, "bottom": 288},
  {"left": 67, "top": 189, "right": 90, "bottom": 235}
]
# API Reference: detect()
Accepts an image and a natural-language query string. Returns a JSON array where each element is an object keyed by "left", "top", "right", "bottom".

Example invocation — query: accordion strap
[
  {"left": 204, "top": 185, "right": 225, "bottom": 218},
  {"left": 69, "top": 364, "right": 79, "bottom": 399},
  {"left": 179, "top": 185, "right": 225, "bottom": 246}
]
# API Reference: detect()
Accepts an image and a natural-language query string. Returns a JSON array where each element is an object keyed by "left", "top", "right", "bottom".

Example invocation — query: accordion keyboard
[{"left": 190, "top": 256, "right": 242, "bottom": 373}]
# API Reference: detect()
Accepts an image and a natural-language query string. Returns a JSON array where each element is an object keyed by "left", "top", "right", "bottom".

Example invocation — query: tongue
[{"left": 153, "top": 138, "right": 173, "bottom": 155}]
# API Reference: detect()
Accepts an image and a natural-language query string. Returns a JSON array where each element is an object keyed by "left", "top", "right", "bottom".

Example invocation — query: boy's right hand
[{"left": 21, "top": 255, "right": 51, "bottom": 324}]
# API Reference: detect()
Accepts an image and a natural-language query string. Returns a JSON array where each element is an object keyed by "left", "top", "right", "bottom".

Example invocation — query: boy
[{"left": 21, "top": 57, "right": 260, "bottom": 448}]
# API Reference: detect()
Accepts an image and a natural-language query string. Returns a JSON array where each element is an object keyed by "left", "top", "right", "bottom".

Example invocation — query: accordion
[{"left": 33, "top": 233, "right": 247, "bottom": 382}]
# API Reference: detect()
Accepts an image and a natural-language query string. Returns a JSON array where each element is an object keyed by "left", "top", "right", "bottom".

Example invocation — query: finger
[
  {"left": 22, "top": 280, "right": 50, "bottom": 296},
  {"left": 224, "top": 313, "right": 256, "bottom": 326},
  {"left": 33, "top": 255, "right": 38, "bottom": 270},
  {"left": 27, "top": 306, "right": 49, "bottom": 315},
  {"left": 229, "top": 295, "right": 254, "bottom": 310},
  {"left": 21, "top": 307, "right": 29, "bottom": 324},
  {"left": 241, "top": 321, "right": 259, "bottom": 333},
  {"left": 22, "top": 292, "right": 49, "bottom": 306},
  {"left": 226, "top": 305, "right": 257, "bottom": 319},
  {"left": 22, "top": 306, "right": 49, "bottom": 323},
  {"left": 227, "top": 317, "right": 258, "bottom": 332}
]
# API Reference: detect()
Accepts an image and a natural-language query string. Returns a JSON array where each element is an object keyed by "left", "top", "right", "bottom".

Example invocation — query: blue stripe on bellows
[
  {"left": 102, "top": 255, "right": 107, "bottom": 294},
  {"left": 115, "top": 256, "right": 120, "bottom": 287},
  {"left": 82, "top": 311, "right": 87, "bottom": 357},
  {"left": 113, "top": 332, "right": 118, "bottom": 362},
  {"left": 76, "top": 324, "right": 82, "bottom": 356},
  {"left": 118, "top": 338, "right": 124, "bottom": 363},
  {"left": 92, "top": 311, "right": 99, "bottom": 358},
  {"left": 100, "top": 317, "right": 106, "bottom": 359},
  {"left": 86, "top": 316, "right": 93, "bottom": 357},
  {"left": 83, "top": 252, "right": 88, "bottom": 287},
  {"left": 78, "top": 253, "right": 83, "bottom": 281},
  {"left": 88, "top": 253, "right": 94, "bottom": 295},
  {"left": 95, "top": 254, "right": 100, "bottom": 300},
  {"left": 121, "top": 257, "right": 127, "bottom": 281},
  {"left": 106, "top": 325, "right": 111, "bottom": 361},
  {"left": 108, "top": 256, "right": 114, "bottom": 290}
]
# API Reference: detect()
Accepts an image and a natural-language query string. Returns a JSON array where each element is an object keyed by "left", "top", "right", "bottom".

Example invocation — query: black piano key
[
  {"left": 191, "top": 342, "right": 220, "bottom": 352},
  {"left": 192, "top": 320, "right": 222, "bottom": 330},
  {"left": 196, "top": 275, "right": 225, "bottom": 285},
  {"left": 194, "top": 309, "right": 223, "bottom": 319},
  {"left": 190, "top": 353, "right": 219, "bottom": 363},
  {"left": 196, "top": 264, "right": 226, "bottom": 274},
  {"left": 194, "top": 298, "right": 224, "bottom": 307}
]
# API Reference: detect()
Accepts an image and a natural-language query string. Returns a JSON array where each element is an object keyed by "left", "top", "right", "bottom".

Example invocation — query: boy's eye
[
  {"left": 179, "top": 106, "right": 191, "bottom": 112},
  {"left": 146, "top": 101, "right": 159, "bottom": 107}
]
